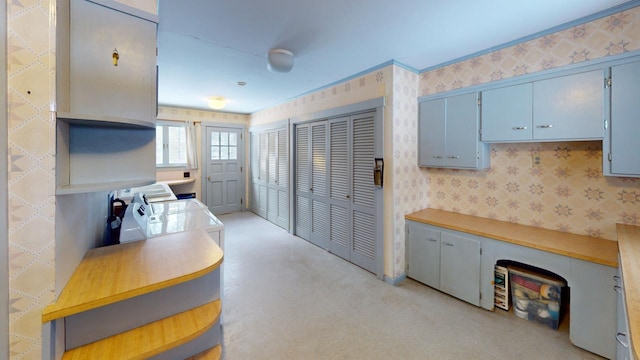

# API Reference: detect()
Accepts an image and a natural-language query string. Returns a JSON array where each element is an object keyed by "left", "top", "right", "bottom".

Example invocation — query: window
[
  {"left": 211, "top": 131, "right": 238, "bottom": 160},
  {"left": 156, "top": 122, "right": 187, "bottom": 167}
]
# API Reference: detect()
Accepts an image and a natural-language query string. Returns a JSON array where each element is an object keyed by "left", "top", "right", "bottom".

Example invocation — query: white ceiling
[{"left": 157, "top": 0, "right": 633, "bottom": 114}]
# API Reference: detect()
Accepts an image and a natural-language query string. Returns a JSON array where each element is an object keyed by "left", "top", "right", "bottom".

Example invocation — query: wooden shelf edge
[
  {"left": 42, "top": 253, "right": 223, "bottom": 323},
  {"left": 62, "top": 300, "right": 221, "bottom": 360},
  {"left": 186, "top": 345, "right": 222, "bottom": 360}
]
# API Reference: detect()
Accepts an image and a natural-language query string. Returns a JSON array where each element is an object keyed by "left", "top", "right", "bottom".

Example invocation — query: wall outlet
[
  {"left": 183, "top": 171, "right": 190, "bottom": 178},
  {"left": 532, "top": 153, "right": 542, "bottom": 167}
]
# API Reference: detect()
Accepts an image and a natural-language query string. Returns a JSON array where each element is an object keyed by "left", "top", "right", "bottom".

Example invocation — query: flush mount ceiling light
[
  {"left": 267, "top": 48, "right": 294, "bottom": 73},
  {"left": 207, "top": 96, "right": 226, "bottom": 110}
]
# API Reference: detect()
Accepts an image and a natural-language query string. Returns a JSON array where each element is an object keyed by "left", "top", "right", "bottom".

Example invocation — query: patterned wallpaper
[
  {"left": 251, "top": 69, "right": 388, "bottom": 126},
  {"left": 427, "top": 142, "right": 638, "bottom": 240},
  {"left": 7, "top": 0, "right": 56, "bottom": 358},
  {"left": 413, "top": 5, "right": 640, "bottom": 261},
  {"left": 390, "top": 66, "right": 429, "bottom": 277},
  {"left": 6, "top": 1, "right": 157, "bottom": 359},
  {"left": 419, "top": 8, "right": 640, "bottom": 95}
]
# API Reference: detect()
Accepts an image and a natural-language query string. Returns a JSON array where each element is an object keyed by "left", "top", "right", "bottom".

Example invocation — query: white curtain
[{"left": 185, "top": 121, "right": 198, "bottom": 170}]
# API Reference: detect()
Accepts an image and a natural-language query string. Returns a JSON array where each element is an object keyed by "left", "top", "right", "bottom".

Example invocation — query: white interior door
[{"left": 205, "top": 126, "right": 244, "bottom": 215}]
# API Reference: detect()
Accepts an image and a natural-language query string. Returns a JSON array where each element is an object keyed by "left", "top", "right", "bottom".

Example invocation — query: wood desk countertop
[
  {"left": 405, "top": 208, "right": 618, "bottom": 268},
  {"left": 42, "top": 229, "right": 223, "bottom": 323},
  {"left": 616, "top": 223, "right": 640, "bottom": 359}
]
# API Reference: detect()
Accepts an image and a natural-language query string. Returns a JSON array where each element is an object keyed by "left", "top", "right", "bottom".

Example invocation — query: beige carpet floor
[{"left": 218, "top": 211, "right": 603, "bottom": 360}]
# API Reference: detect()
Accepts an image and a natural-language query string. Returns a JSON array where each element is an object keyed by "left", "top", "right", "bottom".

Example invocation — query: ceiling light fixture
[
  {"left": 207, "top": 96, "right": 226, "bottom": 110},
  {"left": 267, "top": 48, "right": 294, "bottom": 73}
]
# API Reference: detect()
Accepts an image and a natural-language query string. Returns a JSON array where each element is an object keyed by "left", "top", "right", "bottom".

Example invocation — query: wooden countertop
[
  {"left": 616, "top": 223, "right": 640, "bottom": 358},
  {"left": 405, "top": 208, "right": 618, "bottom": 267},
  {"left": 42, "top": 229, "right": 223, "bottom": 323}
]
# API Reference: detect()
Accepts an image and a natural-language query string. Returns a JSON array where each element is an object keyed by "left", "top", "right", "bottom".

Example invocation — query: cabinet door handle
[
  {"left": 512, "top": 126, "right": 528, "bottom": 130},
  {"left": 447, "top": 156, "right": 460, "bottom": 159},
  {"left": 427, "top": 238, "right": 438, "bottom": 242},
  {"left": 443, "top": 242, "right": 454, "bottom": 246},
  {"left": 433, "top": 155, "right": 443, "bottom": 159},
  {"left": 616, "top": 332, "right": 629, "bottom": 348},
  {"left": 614, "top": 285, "right": 623, "bottom": 294},
  {"left": 613, "top": 275, "right": 621, "bottom": 281},
  {"left": 346, "top": 195, "right": 351, "bottom": 199},
  {"left": 536, "top": 124, "right": 554, "bottom": 128}
]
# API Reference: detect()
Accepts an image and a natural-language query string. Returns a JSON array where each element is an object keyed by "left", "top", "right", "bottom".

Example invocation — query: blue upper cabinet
[
  {"left": 481, "top": 83, "right": 533, "bottom": 142},
  {"left": 481, "top": 69, "right": 605, "bottom": 142},
  {"left": 57, "top": 0, "right": 158, "bottom": 127},
  {"left": 604, "top": 60, "right": 640, "bottom": 178},
  {"left": 533, "top": 70, "right": 604, "bottom": 141},
  {"left": 419, "top": 92, "right": 490, "bottom": 170}
]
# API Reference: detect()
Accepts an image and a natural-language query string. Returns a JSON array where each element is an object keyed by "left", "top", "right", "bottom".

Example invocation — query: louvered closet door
[
  {"left": 328, "top": 117, "right": 351, "bottom": 260},
  {"left": 309, "top": 122, "right": 329, "bottom": 249},
  {"left": 257, "top": 132, "right": 268, "bottom": 218},
  {"left": 350, "top": 113, "right": 376, "bottom": 273},
  {"left": 250, "top": 132, "right": 261, "bottom": 215},
  {"left": 276, "top": 129, "right": 288, "bottom": 229},
  {"left": 267, "top": 131, "right": 278, "bottom": 223},
  {"left": 295, "top": 125, "right": 311, "bottom": 240}
]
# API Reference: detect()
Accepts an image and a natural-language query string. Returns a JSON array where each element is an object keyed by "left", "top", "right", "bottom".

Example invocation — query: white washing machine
[
  {"left": 120, "top": 194, "right": 224, "bottom": 248},
  {"left": 150, "top": 198, "right": 208, "bottom": 215}
]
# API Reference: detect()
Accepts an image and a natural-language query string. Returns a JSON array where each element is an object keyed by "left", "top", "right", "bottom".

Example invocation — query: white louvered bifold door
[
  {"left": 276, "top": 128, "right": 288, "bottom": 229},
  {"left": 267, "top": 131, "right": 278, "bottom": 223},
  {"left": 257, "top": 132, "right": 268, "bottom": 218},
  {"left": 295, "top": 124, "right": 311, "bottom": 240},
  {"left": 350, "top": 112, "right": 376, "bottom": 273},
  {"left": 250, "top": 132, "right": 261, "bottom": 215},
  {"left": 309, "top": 122, "right": 329, "bottom": 249},
  {"left": 328, "top": 117, "right": 351, "bottom": 260}
]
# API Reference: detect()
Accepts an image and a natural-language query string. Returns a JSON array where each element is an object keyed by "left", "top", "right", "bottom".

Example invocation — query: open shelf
[
  {"left": 62, "top": 300, "right": 221, "bottom": 360},
  {"left": 186, "top": 345, "right": 222, "bottom": 360}
]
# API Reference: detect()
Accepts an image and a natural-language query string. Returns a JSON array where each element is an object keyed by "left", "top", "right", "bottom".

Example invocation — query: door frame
[
  {"left": 290, "top": 97, "right": 385, "bottom": 279},
  {"left": 200, "top": 123, "right": 247, "bottom": 213}
]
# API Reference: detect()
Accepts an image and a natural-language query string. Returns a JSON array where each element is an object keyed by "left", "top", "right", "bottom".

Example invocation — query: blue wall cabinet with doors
[
  {"left": 55, "top": 0, "right": 158, "bottom": 194},
  {"left": 418, "top": 92, "right": 489, "bottom": 169},
  {"left": 481, "top": 69, "right": 605, "bottom": 142},
  {"left": 604, "top": 59, "right": 640, "bottom": 178},
  {"left": 406, "top": 220, "right": 481, "bottom": 307}
]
